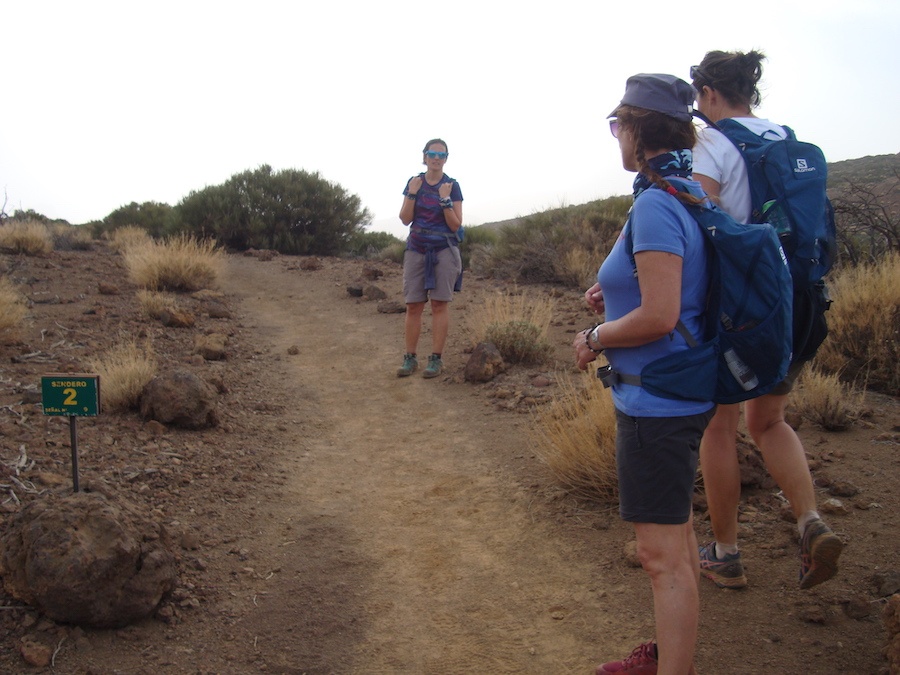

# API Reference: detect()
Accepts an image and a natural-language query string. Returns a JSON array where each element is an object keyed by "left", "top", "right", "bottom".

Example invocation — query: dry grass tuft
[
  {"left": 137, "top": 290, "right": 178, "bottom": 320},
  {"left": 88, "top": 339, "right": 158, "bottom": 411},
  {"left": 553, "top": 246, "right": 603, "bottom": 289},
  {"left": 123, "top": 234, "right": 225, "bottom": 292},
  {"left": 0, "top": 220, "right": 54, "bottom": 256},
  {"left": 791, "top": 365, "right": 866, "bottom": 431},
  {"left": 816, "top": 252, "right": 900, "bottom": 395},
  {"left": 468, "top": 289, "right": 553, "bottom": 364},
  {"left": 49, "top": 224, "right": 94, "bottom": 251},
  {"left": 108, "top": 226, "right": 151, "bottom": 253},
  {"left": 0, "top": 276, "right": 27, "bottom": 335},
  {"left": 530, "top": 371, "right": 618, "bottom": 499}
]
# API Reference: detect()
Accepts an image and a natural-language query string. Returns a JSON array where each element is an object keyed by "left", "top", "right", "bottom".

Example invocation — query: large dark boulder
[
  {"left": 0, "top": 491, "right": 176, "bottom": 627},
  {"left": 464, "top": 342, "right": 507, "bottom": 383},
  {"left": 140, "top": 369, "right": 218, "bottom": 429}
]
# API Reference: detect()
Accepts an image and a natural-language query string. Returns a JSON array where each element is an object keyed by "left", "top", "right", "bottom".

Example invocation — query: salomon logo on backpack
[
  {"left": 714, "top": 119, "right": 837, "bottom": 289},
  {"left": 600, "top": 184, "right": 793, "bottom": 405}
]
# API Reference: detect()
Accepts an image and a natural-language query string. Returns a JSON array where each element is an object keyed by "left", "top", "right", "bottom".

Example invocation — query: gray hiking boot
[
  {"left": 799, "top": 518, "right": 843, "bottom": 589},
  {"left": 397, "top": 353, "right": 418, "bottom": 377},
  {"left": 423, "top": 355, "right": 443, "bottom": 379}
]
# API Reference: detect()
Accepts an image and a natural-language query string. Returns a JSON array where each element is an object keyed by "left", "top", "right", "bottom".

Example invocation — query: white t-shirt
[{"left": 693, "top": 117, "right": 787, "bottom": 224}]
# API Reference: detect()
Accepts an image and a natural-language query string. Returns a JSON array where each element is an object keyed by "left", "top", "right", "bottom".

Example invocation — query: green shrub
[
  {"left": 468, "top": 289, "right": 553, "bottom": 359},
  {"left": 470, "top": 196, "right": 630, "bottom": 286},
  {"left": 484, "top": 320, "right": 552, "bottom": 364},
  {"left": 379, "top": 240, "right": 406, "bottom": 265},
  {"left": 346, "top": 230, "right": 404, "bottom": 258},
  {"left": 175, "top": 164, "right": 371, "bottom": 255}
]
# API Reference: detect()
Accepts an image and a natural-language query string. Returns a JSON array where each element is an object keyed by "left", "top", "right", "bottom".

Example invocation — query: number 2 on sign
[{"left": 63, "top": 388, "right": 78, "bottom": 406}]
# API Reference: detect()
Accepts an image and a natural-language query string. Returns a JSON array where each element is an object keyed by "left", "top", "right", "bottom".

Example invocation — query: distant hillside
[
  {"left": 828, "top": 152, "right": 900, "bottom": 187},
  {"left": 471, "top": 153, "right": 900, "bottom": 232}
]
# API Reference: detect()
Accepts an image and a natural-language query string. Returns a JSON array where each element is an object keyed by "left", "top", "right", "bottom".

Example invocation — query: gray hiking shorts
[{"left": 402, "top": 247, "right": 462, "bottom": 304}]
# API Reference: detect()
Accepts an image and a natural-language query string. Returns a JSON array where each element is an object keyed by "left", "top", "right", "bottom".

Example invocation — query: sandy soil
[{"left": 0, "top": 244, "right": 897, "bottom": 674}]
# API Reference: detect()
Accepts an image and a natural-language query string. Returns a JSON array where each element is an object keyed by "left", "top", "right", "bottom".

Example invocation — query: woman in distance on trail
[
  {"left": 396, "top": 138, "right": 463, "bottom": 379},
  {"left": 690, "top": 50, "right": 842, "bottom": 592},
  {"left": 574, "top": 73, "right": 714, "bottom": 675}
]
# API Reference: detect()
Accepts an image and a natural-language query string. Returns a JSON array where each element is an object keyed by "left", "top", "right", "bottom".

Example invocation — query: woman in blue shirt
[{"left": 574, "top": 74, "right": 713, "bottom": 675}]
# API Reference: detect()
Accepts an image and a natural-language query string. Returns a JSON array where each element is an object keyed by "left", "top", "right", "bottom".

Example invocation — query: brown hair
[
  {"left": 614, "top": 105, "right": 704, "bottom": 206},
  {"left": 692, "top": 50, "right": 766, "bottom": 108}
]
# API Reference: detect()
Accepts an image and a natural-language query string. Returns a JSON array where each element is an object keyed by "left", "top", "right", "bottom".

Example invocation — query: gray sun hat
[{"left": 608, "top": 73, "right": 695, "bottom": 121}]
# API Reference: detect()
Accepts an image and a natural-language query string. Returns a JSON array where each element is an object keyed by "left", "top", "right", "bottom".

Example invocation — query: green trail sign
[
  {"left": 41, "top": 374, "right": 100, "bottom": 416},
  {"left": 41, "top": 374, "right": 100, "bottom": 493}
]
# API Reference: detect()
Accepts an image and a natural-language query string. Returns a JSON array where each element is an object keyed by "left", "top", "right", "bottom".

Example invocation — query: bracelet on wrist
[
  {"left": 406, "top": 193, "right": 418, "bottom": 200},
  {"left": 440, "top": 197, "right": 452, "bottom": 209},
  {"left": 585, "top": 324, "right": 605, "bottom": 353}
]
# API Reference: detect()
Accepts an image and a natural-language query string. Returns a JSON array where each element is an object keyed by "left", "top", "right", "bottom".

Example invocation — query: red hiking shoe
[{"left": 596, "top": 640, "right": 658, "bottom": 674}]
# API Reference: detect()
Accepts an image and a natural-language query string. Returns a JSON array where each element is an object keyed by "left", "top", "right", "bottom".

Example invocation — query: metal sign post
[{"left": 41, "top": 374, "right": 101, "bottom": 493}]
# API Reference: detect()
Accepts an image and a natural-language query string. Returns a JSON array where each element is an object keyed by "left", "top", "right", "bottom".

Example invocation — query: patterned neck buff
[{"left": 632, "top": 149, "right": 693, "bottom": 198}]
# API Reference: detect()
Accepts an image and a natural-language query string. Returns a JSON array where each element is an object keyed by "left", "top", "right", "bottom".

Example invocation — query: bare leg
[
  {"left": 698, "top": 404, "right": 742, "bottom": 546},
  {"left": 745, "top": 393, "right": 817, "bottom": 519},
  {"left": 429, "top": 299, "right": 450, "bottom": 354},
  {"left": 634, "top": 520, "right": 699, "bottom": 675},
  {"left": 404, "top": 302, "right": 426, "bottom": 354}
]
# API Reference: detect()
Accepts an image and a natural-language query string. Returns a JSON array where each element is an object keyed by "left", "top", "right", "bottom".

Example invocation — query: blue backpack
[
  {"left": 714, "top": 119, "right": 835, "bottom": 363},
  {"left": 599, "top": 184, "right": 793, "bottom": 405},
  {"left": 713, "top": 119, "right": 836, "bottom": 290}
]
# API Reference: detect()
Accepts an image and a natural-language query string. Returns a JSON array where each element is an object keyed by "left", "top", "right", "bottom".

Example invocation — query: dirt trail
[
  {"left": 212, "top": 254, "right": 899, "bottom": 675},
  {"left": 2, "top": 247, "right": 895, "bottom": 674},
  {"left": 221, "top": 255, "right": 632, "bottom": 673}
]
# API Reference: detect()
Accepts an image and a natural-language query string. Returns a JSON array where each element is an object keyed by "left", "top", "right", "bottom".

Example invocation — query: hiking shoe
[
  {"left": 422, "top": 355, "right": 443, "bottom": 379},
  {"left": 596, "top": 640, "right": 658, "bottom": 674},
  {"left": 799, "top": 518, "right": 843, "bottom": 590},
  {"left": 396, "top": 354, "right": 418, "bottom": 377},
  {"left": 699, "top": 542, "right": 748, "bottom": 589}
]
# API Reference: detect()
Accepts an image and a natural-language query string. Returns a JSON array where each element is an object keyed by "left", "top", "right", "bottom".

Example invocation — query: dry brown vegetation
[
  {"left": 530, "top": 371, "right": 619, "bottom": 498},
  {"left": 468, "top": 289, "right": 554, "bottom": 364},
  {"left": 0, "top": 277, "right": 26, "bottom": 336},
  {"left": 0, "top": 220, "right": 53, "bottom": 256},
  {"left": 136, "top": 289, "right": 178, "bottom": 320},
  {"left": 122, "top": 234, "right": 224, "bottom": 292},
  {"left": 816, "top": 251, "right": 900, "bottom": 394},
  {"left": 792, "top": 365, "right": 867, "bottom": 431},
  {"left": 87, "top": 339, "right": 158, "bottom": 410},
  {"left": 107, "top": 225, "right": 151, "bottom": 252}
]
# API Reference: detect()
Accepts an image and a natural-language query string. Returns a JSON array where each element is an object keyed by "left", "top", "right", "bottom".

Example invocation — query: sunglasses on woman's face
[
  {"left": 609, "top": 119, "right": 619, "bottom": 139},
  {"left": 425, "top": 151, "right": 448, "bottom": 159}
]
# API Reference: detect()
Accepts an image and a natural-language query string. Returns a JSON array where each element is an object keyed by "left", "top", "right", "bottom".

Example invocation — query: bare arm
[
  {"left": 399, "top": 176, "right": 423, "bottom": 225},
  {"left": 575, "top": 250, "right": 683, "bottom": 370},
  {"left": 438, "top": 181, "right": 463, "bottom": 232},
  {"left": 694, "top": 173, "right": 721, "bottom": 207}
]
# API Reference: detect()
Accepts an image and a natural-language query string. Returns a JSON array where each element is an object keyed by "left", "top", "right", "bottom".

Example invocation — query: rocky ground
[{"left": 0, "top": 242, "right": 898, "bottom": 674}]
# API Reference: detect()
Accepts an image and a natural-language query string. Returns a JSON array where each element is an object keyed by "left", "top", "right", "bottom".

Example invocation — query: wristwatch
[{"left": 586, "top": 324, "right": 605, "bottom": 353}]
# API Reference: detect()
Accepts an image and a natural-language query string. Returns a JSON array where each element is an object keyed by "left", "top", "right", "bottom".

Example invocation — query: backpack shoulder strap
[{"left": 622, "top": 186, "right": 701, "bottom": 349}]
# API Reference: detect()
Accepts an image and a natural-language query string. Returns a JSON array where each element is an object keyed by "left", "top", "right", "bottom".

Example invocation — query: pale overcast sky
[{"left": 3, "top": 1, "right": 898, "bottom": 240}]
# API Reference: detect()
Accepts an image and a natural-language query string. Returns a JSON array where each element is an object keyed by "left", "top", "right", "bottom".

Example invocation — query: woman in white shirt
[{"left": 690, "top": 50, "right": 842, "bottom": 592}]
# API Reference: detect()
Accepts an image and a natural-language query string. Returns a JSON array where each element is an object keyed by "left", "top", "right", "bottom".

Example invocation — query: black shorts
[{"left": 615, "top": 407, "right": 715, "bottom": 524}]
